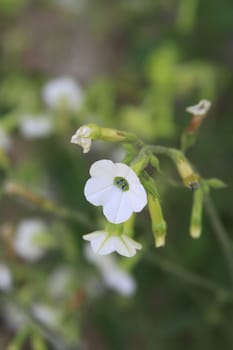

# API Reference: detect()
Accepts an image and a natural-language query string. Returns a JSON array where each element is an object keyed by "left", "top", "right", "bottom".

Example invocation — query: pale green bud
[
  {"left": 190, "top": 187, "right": 204, "bottom": 239},
  {"left": 148, "top": 193, "right": 167, "bottom": 248},
  {"left": 170, "top": 150, "right": 199, "bottom": 190}
]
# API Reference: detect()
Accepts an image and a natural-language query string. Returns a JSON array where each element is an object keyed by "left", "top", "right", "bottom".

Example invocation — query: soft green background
[{"left": 0, "top": 0, "right": 233, "bottom": 349}]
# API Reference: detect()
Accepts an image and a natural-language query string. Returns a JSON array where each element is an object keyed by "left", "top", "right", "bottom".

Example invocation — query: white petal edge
[{"left": 90, "top": 160, "right": 116, "bottom": 179}]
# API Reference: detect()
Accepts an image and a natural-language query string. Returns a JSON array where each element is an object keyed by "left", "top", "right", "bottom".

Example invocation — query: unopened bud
[
  {"left": 148, "top": 193, "right": 167, "bottom": 248},
  {"left": 171, "top": 150, "right": 199, "bottom": 190},
  {"left": 71, "top": 124, "right": 142, "bottom": 153},
  {"left": 190, "top": 187, "right": 204, "bottom": 239}
]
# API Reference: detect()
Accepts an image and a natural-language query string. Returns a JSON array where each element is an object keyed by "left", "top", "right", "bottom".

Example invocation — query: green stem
[
  {"left": 145, "top": 253, "right": 232, "bottom": 302},
  {"left": 205, "top": 194, "right": 233, "bottom": 289},
  {"left": 3, "top": 181, "right": 93, "bottom": 229}
]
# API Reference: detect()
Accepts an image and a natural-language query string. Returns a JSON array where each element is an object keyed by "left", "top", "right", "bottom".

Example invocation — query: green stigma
[{"left": 114, "top": 176, "right": 129, "bottom": 192}]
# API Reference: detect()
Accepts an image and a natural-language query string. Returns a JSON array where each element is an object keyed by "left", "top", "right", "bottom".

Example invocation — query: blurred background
[{"left": 0, "top": 0, "right": 233, "bottom": 349}]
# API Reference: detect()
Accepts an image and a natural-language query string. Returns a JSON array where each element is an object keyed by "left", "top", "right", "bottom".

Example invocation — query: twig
[
  {"left": 3, "top": 181, "right": 93, "bottom": 229},
  {"left": 145, "top": 253, "right": 232, "bottom": 301},
  {"left": 204, "top": 194, "right": 233, "bottom": 289}
]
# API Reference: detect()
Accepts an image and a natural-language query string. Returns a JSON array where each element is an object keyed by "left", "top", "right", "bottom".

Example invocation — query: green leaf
[
  {"left": 150, "top": 154, "right": 161, "bottom": 173},
  {"left": 206, "top": 178, "right": 227, "bottom": 189}
]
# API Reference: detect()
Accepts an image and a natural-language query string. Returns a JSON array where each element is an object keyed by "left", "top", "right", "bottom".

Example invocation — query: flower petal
[
  {"left": 125, "top": 169, "right": 142, "bottom": 186},
  {"left": 103, "top": 189, "right": 133, "bottom": 224},
  {"left": 114, "top": 237, "right": 134, "bottom": 257},
  {"left": 83, "top": 231, "right": 107, "bottom": 253},
  {"left": 115, "top": 163, "right": 132, "bottom": 178},
  {"left": 128, "top": 185, "right": 147, "bottom": 212},
  {"left": 90, "top": 160, "right": 115, "bottom": 179},
  {"left": 97, "top": 236, "right": 119, "bottom": 255},
  {"left": 84, "top": 179, "right": 114, "bottom": 206},
  {"left": 122, "top": 235, "right": 142, "bottom": 250}
]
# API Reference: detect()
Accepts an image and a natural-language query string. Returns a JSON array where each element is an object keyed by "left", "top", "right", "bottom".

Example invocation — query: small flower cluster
[
  {"left": 71, "top": 125, "right": 160, "bottom": 258},
  {"left": 71, "top": 100, "right": 212, "bottom": 258}
]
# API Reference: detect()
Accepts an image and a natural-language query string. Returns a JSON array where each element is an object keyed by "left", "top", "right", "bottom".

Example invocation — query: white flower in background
[
  {"left": 48, "top": 266, "right": 73, "bottom": 299},
  {"left": 84, "top": 160, "right": 147, "bottom": 224},
  {"left": 42, "top": 76, "right": 83, "bottom": 111},
  {"left": 71, "top": 125, "right": 92, "bottom": 153},
  {"left": 19, "top": 115, "right": 53, "bottom": 139},
  {"left": 32, "top": 303, "right": 59, "bottom": 328},
  {"left": 83, "top": 231, "right": 142, "bottom": 257},
  {"left": 186, "top": 99, "right": 211, "bottom": 116},
  {"left": 0, "top": 263, "right": 12, "bottom": 292},
  {"left": 0, "top": 128, "right": 12, "bottom": 151},
  {"left": 85, "top": 244, "right": 136, "bottom": 296},
  {"left": 3, "top": 303, "right": 28, "bottom": 331},
  {"left": 13, "top": 219, "right": 48, "bottom": 262}
]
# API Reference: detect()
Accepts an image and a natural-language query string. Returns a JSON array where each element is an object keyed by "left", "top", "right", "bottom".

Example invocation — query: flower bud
[
  {"left": 182, "top": 100, "right": 211, "bottom": 152},
  {"left": 186, "top": 100, "right": 211, "bottom": 118},
  {"left": 71, "top": 124, "right": 142, "bottom": 153},
  {"left": 171, "top": 150, "right": 199, "bottom": 190},
  {"left": 190, "top": 187, "right": 204, "bottom": 238},
  {"left": 71, "top": 124, "right": 99, "bottom": 153},
  {"left": 148, "top": 193, "right": 167, "bottom": 248}
]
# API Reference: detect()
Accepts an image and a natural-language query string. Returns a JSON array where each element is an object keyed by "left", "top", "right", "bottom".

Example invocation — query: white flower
[
  {"left": 0, "top": 128, "right": 12, "bottom": 151},
  {"left": 186, "top": 99, "right": 211, "bottom": 116},
  {"left": 42, "top": 77, "right": 83, "bottom": 111},
  {"left": 31, "top": 303, "right": 59, "bottom": 328},
  {"left": 85, "top": 244, "right": 136, "bottom": 296},
  {"left": 19, "top": 115, "right": 53, "bottom": 139},
  {"left": 48, "top": 266, "right": 73, "bottom": 299},
  {"left": 70, "top": 125, "right": 92, "bottom": 153},
  {"left": 13, "top": 219, "right": 48, "bottom": 262},
  {"left": 84, "top": 159, "right": 147, "bottom": 224},
  {"left": 83, "top": 231, "right": 142, "bottom": 258},
  {"left": 3, "top": 303, "right": 28, "bottom": 331},
  {"left": 0, "top": 263, "right": 12, "bottom": 292}
]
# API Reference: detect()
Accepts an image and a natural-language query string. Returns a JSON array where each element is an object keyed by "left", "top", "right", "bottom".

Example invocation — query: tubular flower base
[
  {"left": 84, "top": 159, "right": 147, "bottom": 224},
  {"left": 83, "top": 231, "right": 142, "bottom": 257}
]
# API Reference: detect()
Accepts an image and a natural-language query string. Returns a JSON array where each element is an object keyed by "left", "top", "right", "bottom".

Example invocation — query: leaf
[{"left": 206, "top": 178, "right": 227, "bottom": 189}]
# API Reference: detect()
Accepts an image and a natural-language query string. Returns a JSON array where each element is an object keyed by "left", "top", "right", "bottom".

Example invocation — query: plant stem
[
  {"left": 204, "top": 194, "right": 233, "bottom": 289},
  {"left": 3, "top": 181, "right": 93, "bottom": 229},
  {"left": 145, "top": 253, "right": 232, "bottom": 301}
]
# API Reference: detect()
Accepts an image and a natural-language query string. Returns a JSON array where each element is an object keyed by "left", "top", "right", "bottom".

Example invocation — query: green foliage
[{"left": 0, "top": 0, "right": 233, "bottom": 349}]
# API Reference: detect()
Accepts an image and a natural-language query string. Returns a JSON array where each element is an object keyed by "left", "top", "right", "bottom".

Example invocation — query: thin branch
[
  {"left": 145, "top": 253, "right": 232, "bottom": 301},
  {"left": 3, "top": 181, "right": 93, "bottom": 229},
  {"left": 204, "top": 194, "right": 233, "bottom": 289}
]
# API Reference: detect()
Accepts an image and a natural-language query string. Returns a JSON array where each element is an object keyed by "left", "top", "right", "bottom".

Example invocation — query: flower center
[{"left": 114, "top": 176, "right": 129, "bottom": 192}]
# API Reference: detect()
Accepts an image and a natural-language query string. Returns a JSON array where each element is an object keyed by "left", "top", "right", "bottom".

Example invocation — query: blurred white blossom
[
  {"left": 32, "top": 303, "right": 59, "bottom": 328},
  {"left": 0, "top": 263, "right": 12, "bottom": 292},
  {"left": 19, "top": 115, "right": 53, "bottom": 139},
  {"left": 85, "top": 245, "right": 136, "bottom": 296},
  {"left": 13, "top": 219, "right": 48, "bottom": 262},
  {"left": 83, "top": 231, "right": 142, "bottom": 258},
  {"left": 3, "top": 303, "right": 28, "bottom": 331},
  {"left": 48, "top": 266, "right": 73, "bottom": 299},
  {"left": 84, "top": 160, "right": 147, "bottom": 224},
  {"left": 186, "top": 99, "right": 211, "bottom": 116},
  {"left": 42, "top": 77, "right": 83, "bottom": 111}
]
